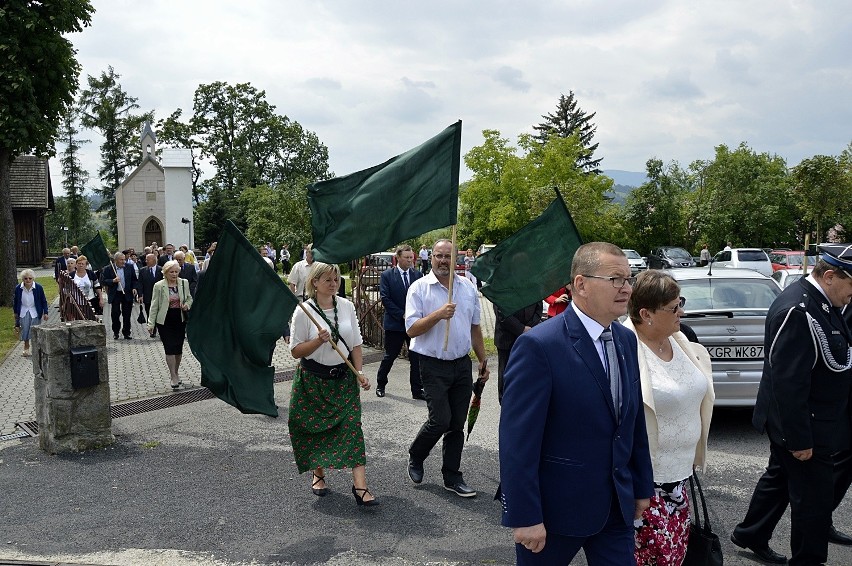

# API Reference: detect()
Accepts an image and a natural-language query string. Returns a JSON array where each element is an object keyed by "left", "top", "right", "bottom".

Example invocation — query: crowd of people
[{"left": 14, "top": 235, "right": 852, "bottom": 564}]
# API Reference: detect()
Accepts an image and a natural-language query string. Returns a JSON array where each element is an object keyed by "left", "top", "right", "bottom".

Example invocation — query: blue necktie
[{"left": 402, "top": 270, "right": 409, "bottom": 289}]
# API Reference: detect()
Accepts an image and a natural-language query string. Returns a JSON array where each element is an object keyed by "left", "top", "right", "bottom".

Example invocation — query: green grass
[{"left": 0, "top": 276, "right": 59, "bottom": 357}]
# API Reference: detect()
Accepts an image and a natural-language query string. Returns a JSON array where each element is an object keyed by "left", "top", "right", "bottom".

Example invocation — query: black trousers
[
  {"left": 409, "top": 355, "right": 472, "bottom": 484},
  {"left": 734, "top": 442, "right": 835, "bottom": 565},
  {"left": 497, "top": 348, "right": 511, "bottom": 404},
  {"left": 376, "top": 330, "right": 421, "bottom": 394},
  {"left": 110, "top": 293, "right": 133, "bottom": 337}
]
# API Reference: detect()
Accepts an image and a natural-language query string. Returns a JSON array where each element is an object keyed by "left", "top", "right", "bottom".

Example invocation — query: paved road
[{"left": 6, "top": 279, "right": 852, "bottom": 565}]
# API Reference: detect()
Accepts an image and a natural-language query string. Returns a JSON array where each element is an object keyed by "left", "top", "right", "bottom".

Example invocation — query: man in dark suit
[
  {"left": 732, "top": 244, "right": 852, "bottom": 565},
  {"left": 54, "top": 248, "right": 72, "bottom": 280},
  {"left": 376, "top": 245, "right": 424, "bottom": 399},
  {"left": 157, "top": 243, "right": 175, "bottom": 266},
  {"left": 174, "top": 250, "right": 198, "bottom": 297},
  {"left": 101, "top": 252, "right": 140, "bottom": 339},
  {"left": 493, "top": 302, "right": 542, "bottom": 404},
  {"left": 499, "top": 242, "right": 654, "bottom": 564},
  {"left": 138, "top": 253, "right": 162, "bottom": 336}
]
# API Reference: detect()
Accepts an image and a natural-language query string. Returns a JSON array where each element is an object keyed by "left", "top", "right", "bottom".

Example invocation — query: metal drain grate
[
  {"left": 0, "top": 430, "right": 30, "bottom": 441},
  {"left": 12, "top": 354, "right": 385, "bottom": 439}
]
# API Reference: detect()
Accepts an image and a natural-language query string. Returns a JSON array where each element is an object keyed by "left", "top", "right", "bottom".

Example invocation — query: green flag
[
  {"left": 308, "top": 121, "right": 461, "bottom": 264},
  {"left": 471, "top": 190, "right": 583, "bottom": 315},
  {"left": 80, "top": 232, "right": 111, "bottom": 270},
  {"left": 186, "top": 220, "right": 299, "bottom": 417}
]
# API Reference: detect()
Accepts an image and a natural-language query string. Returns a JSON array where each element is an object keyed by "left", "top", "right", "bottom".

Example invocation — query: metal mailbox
[{"left": 70, "top": 346, "right": 100, "bottom": 389}]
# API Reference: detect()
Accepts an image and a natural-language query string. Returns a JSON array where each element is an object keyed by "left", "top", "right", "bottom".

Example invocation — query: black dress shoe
[
  {"left": 412, "top": 390, "right": 426, "bottom": 400},
  {"left": 375, "top": 388, "right": 385, "bottom": 398},
  {"left": 730, "top": 533, "right": 787, "bottom": 564},
  {"left": 829, "top": 525, "right": 852, "bottom": 545},
  {"left": 113, "top": 334, "right": 119, "bottom": 339},
  {"left": 124, "top": 335, "right": 132, "bottom": 340},
  {"left": 407, "top": 458, "right": 424, "bottom": 484},
  {"left": 444, "top": 480, "right": 477, "bottom": 498}
]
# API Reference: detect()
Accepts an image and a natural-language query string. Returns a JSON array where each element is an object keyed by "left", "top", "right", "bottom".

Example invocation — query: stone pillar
[{"left": 32, "top": 321, "right": 114, "bottom": 454}]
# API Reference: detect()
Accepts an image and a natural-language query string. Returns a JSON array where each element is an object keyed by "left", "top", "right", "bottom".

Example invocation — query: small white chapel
[{"left": 115, "top": 122, "right": 194, "bottom": 252}]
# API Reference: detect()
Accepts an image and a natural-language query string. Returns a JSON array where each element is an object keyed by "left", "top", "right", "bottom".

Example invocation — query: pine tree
[
  {"left": 58, "top": 109, "right": 92, "bottom": 244},
  {"left": 78, "top": 66, "right": 153, "bottom": 237},
  {"left": 533, "top": 92, "right": 602, "bottom": 174}
]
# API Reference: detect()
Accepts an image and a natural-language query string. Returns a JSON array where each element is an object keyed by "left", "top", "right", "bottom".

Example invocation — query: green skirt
[{"left": 288, "top": 364, "right": 366, "bottom": 474}]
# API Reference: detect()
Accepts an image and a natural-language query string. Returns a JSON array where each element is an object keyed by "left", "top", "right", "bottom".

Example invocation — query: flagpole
[
  {"left": 443, "top": 224, "right": 457, "bottom": 351},
  {"left": 297, "top": 301, "right": 361, "bottom": 376},
  {"left": 803, "top": 233, "right": 811, "bottom": 275},
  {"left": 109, "top": 259, "right": 125, "bottom": 294}
]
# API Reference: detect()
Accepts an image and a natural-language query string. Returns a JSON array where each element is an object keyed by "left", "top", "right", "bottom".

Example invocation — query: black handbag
[
  {"left": 683, "top": 472, "right": 723, "bottom": 566},
  {"left": 137, "top": 303, "right": 146, "bottom": 324}
]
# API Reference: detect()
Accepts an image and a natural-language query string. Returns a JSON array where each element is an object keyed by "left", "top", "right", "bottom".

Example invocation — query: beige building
[{"left": 116, "top": 122, "right": 193, "bottom": 252}]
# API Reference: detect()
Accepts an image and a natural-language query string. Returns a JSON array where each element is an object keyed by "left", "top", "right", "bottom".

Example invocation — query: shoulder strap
[
  {"left": 307, "top": 299, "right": 352, "bottom": 354},
  {"left": 689, "top": 472, "right": 713, "bottom": 533}
]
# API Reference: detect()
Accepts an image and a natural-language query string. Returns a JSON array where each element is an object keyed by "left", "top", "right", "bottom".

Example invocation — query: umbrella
[{"left": 466, "top": 371, "right": 488, "bottom": 440}]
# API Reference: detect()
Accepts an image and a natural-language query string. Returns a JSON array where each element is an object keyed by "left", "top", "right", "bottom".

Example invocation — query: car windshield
[
  {"left": 786, "top": 254, "right": 812, "bottom": 267},
  {"left": 623, "top": 250, "right": 641, "bottom": 259},
  {"left": 666, "top": 248, "right": 692, "bottom": 260},
  {"left": 737, "top": 250, "right": 768, "bottom": 262},
  {"left": 679, "top": 278, "right": 780, "bottom": 312}
]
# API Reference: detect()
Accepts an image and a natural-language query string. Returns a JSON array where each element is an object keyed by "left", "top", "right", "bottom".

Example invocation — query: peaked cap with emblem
[{"left": 819, "top": 243, "right": 852, "bottom": 275}]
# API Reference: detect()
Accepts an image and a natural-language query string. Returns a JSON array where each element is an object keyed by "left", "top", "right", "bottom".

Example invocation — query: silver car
[
  {"left": 668, "top": 268, "right": 782, "bottom": 406},
  {"left": 622, "top": 248, "right": 648, "bottom": 275}
]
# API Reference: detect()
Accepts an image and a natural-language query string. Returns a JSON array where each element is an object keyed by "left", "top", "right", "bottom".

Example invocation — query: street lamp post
[
  {"left": 62, "top": 226, "right": 68, "bottom": 248},
  {"left": 181, "top": 217, "right": 192, "bottom": 250}
]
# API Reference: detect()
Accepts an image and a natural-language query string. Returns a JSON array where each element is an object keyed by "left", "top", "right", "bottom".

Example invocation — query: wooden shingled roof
[{"left": 10, "top": 155, "right": 54, "bottom": 210}]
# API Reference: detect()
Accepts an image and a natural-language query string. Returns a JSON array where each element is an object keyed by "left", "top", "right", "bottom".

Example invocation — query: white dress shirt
[{"left": 405, "top": 272, "right": 481, "bottom": 360}]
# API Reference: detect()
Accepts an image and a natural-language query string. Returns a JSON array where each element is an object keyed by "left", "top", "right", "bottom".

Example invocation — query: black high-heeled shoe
[
  {"left": 312, "top": 472, "right": 328, "bottom": 497},
  {"left": 351, "top": 485, "right": 379, "bottom": 507}
]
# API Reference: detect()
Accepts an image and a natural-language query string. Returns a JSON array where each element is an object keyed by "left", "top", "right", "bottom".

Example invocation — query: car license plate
[{"left": 706, "top": 345, "right": 764, "bottom": 359}]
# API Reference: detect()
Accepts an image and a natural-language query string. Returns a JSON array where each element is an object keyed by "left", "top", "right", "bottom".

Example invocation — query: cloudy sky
[{"left": 49, "top": 0, "right": 852, "bottom": 193}]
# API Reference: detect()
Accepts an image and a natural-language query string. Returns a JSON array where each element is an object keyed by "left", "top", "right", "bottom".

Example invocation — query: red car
[{"left": 768, "top": 250, "right": 813, "bottom": 272}]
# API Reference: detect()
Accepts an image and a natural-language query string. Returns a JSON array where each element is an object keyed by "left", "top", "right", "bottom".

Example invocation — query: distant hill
[
  {"left": 608, "top": 184, "right": 633, "bottom": 205},
  {"left": 602, "top": 170, "right": 646, "bottom": 205},
  {"left": 603, "top": 169, "right": 647, "bottom": 188}
]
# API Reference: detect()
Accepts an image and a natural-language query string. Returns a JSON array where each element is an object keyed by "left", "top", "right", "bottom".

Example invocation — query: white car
[
  {"left": 710, "top": 248, "right": 773, "bottom": 277},
  {"left": 771, "top": 267, "right": 812, "bottom": 288},
  {"left": 622, "top": 249, "right": 647, "bottom": 275}
]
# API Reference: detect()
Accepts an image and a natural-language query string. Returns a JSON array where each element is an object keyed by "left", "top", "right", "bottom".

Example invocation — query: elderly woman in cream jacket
[
  {"left": 624, "top": 270, "right": 715, "bottom": 566},
  {"left": 147, "top": 260, "right": 193, "bottom": 389}
]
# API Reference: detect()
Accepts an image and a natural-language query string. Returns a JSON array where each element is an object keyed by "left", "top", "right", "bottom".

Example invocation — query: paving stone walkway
[{"left": 1, "top": 276, "right": 496, "bottom": 436}]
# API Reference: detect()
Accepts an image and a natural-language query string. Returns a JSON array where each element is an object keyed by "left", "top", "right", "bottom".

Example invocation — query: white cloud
[{"left": 49, "top": 0, "right": 852, "bottom": 194}]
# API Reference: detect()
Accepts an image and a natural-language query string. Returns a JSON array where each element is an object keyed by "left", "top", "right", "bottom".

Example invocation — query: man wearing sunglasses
[{"left": 499, "top": 242, "right": 653, "bottom": 564}]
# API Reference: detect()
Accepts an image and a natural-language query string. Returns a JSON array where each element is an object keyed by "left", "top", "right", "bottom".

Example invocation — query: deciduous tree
[
  {"left": 791, "top": 154, "right": 851, "bottom": 244},
  {"left": 0, "top": 0, "right": 93, "bottom": 306},
  {"left": 695, "top": 143, "right": 794, "bottom": 249},
  {"left": 623, "top": 159, "right": 692, "bottom": 254},
  {"left": 460, "top": 129, "right": 616, "bottom": 247}
]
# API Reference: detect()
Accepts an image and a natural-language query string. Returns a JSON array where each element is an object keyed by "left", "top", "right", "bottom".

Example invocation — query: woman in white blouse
[
  {"left": 288, "top": 262, "right": 377, "bottom": 506},
  {"left": 625, "top": 270, "right": 715, "bottom": 566}
]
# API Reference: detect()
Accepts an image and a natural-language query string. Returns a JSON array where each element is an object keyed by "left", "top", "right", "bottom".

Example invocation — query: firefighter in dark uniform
[{"left": 732, "top": 244, "right": 852, "bottom": 565}]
